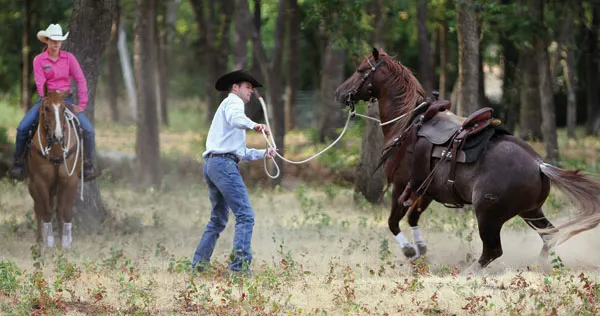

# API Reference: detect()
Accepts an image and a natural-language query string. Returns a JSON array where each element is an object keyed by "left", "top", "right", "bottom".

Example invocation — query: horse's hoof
[
  {"left": 46, "top": 236, "right": 55, "bottom": 248},
  {"left": 62, "top": 236, "right": 72, "bottom": 249},
  {"left": 462, "top": 262, "right": 484, "bottom": 276},
  {"left": 402, "top": 245, "right": 417, "bottom": 258},
  {"left": 416, "top": 242, "right": 427, "bottom": 256}
]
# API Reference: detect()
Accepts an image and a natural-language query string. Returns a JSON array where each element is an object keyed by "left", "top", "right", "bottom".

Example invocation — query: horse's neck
[{"left": 377, "top": 97, "right": 406, "bottom": 141}]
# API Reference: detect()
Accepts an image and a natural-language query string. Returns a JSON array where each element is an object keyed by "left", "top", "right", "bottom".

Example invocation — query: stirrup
[{"left": 82, "top": 162, "right": 99, "bottom": 182}]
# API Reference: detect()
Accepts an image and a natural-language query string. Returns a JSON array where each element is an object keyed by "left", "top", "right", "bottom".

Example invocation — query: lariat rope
[
  {"left": 63, "top": 109, "right": 85, "bottom": 201},
  {"left": 256, "top": 93, "right": 427, "bottom": 179}
]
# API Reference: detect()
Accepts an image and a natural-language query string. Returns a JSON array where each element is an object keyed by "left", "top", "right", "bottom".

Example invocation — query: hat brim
[
  {"left": 215, "top": 70, "right": 262, "bottom": 92},
  {"left": 37, "top": 31, "right": 69, "bottom": 43}
]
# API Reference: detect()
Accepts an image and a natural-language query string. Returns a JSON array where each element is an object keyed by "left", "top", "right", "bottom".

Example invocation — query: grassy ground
[
  {"left": 1, "top": 98, "right": 600, "bottom": 314},
  {"left": 1, "top": 178, "right": 600, "bottom": 315}
]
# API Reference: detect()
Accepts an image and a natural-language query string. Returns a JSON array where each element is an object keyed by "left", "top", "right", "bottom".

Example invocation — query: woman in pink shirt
[{"left": 9, "top": 24, "right": 98, "bottom": 181}]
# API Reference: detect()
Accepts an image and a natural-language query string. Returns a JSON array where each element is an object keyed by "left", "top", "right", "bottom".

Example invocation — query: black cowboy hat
[{"left": 215, "top": 70, "right": 263, "bottom": 92}]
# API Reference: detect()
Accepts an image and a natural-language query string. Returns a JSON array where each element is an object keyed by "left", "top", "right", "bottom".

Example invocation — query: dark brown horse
[
  {"left": 28, "top": 87, "right": 83, "bottom": 249},
  {"left": 335, "top": 48, "right": 600, "bottom": 272}
]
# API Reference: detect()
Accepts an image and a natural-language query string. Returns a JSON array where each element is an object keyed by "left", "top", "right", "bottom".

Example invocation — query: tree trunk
[
  {"left": 417, "top": 0, "right": 434, "bottom": 97},
  {"left": 118, "top": 21, "right": 137, "bottom": 121},
  {"left": 63, "top": 0, "right": 116, "bottom": 229},
  {"left": 284, "top": 0, "right": 300, "bottom": 131},
  {"left": 586, "top": 6, "right": 599, "bottom": 135},
  {"left": 238, "top": 0, "right": 286, "bottom": 185},
  {"left": 565, "top": 49, "right": 577, "bottom": 139},
  {"left": 563, "top": 2, "right": 578, "bottom": 139},
  {"left": 191, "top": 0, "right": 233, "bottom": 123},
  {"left": 531, "top": 0, "right": 559, "bottom": 161},
  {"left": 155, "top": 5, "right": 167, "bottom": 127},
  {"left": 500, "top": 0, "right": 519, "bottom": 132},
  {"left": 233, "top": 0, "right": 247, "bottom": 70},
  {"left": 244, "top": 0, "right": 265, "bottom": 122},
  {"left": 354, "top": 0, "right": 387, "bottom": 203},
  {"left": 106, "top": 0, "right": 120, "bottom": 122},
  {"left": 439, "top": 16, "right": 448, "bottom": 100},
  {"left": 134, "top": 0, "right": 162, "bottom": 187},
  {"left": 318, "top": 38, "right": 345, "bottom": 142},
  {"left": 519, "top": 48, "right": 543, "bottom": 141},
  {"left": 354, "top": 101, "right": 385, "bottom": 203},
  {"left": 456, "top": 0, "right": 480, "bottom": 116},
  {"left": 373, "top": 0, "right": 385, "bottom": 48},
  {"left": 21, "top": 0, "right": 32, "bottom": 112},
  {"left": 158, "top": 0, "right": 180, "bottom": 127}
]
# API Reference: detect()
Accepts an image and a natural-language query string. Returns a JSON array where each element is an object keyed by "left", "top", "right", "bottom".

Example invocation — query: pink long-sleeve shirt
[{"left": 33, "top": 50, "right": 88, "bottom": 110}]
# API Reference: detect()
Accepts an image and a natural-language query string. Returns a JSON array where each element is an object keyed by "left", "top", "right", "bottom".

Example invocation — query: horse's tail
[{"left": 540, "top": 162, "right": 600, "bottom": 245}]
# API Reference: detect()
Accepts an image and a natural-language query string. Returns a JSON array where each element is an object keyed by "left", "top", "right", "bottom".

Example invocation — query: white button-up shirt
[{"left": 202, "top": 93, "right": 266, "bottom": 161}]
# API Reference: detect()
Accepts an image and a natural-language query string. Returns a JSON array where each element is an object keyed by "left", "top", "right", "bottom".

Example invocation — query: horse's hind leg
[
  {"left": 519, "top": 207, "right": 556, "bottom": 259},
  {"left": 389, "top": 185, "right": 418, "bottom": 259},
  {"left": 407, "top": 197, "right": 433, "bottom": 257},
  {"left": 469, "top": 205, "right": 508, "bottom": 273}
]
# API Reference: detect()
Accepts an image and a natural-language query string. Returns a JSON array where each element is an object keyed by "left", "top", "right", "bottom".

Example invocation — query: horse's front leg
[
  {"left": 30, "top": 178, "right": 54, "bottom": 248},
  {"left": 56, "top": 182, "right": 77, "bottom": 249},
  {"left": 389, "top": 185, "right": 417, "bottom": 259},
  {"left": 407, "top": 197, "right": 432, "bottom": 257}
]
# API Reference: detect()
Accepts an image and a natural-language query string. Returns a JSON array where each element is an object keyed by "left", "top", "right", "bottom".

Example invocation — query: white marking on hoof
[
  {"left": 43, "top": 222, "right": 54, "bottom": 248},
  {"left": 62, "top": 223, "right": 72, "bottom": 249}
]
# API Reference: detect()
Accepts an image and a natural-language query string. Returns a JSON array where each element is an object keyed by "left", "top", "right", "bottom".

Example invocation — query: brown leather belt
[{"left": 207, "top": 153, "right": 240, "bottom": 163}]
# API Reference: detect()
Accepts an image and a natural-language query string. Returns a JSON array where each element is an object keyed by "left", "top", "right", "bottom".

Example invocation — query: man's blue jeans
[
  {"left": 15, "top": 97, "right": 95, "bottom": 161},
  {"left": 192, "top": 156, "right": 255, "bottom": 272}
]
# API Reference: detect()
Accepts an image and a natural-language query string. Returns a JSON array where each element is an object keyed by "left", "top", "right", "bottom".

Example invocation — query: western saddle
[{"left": 380, "top": 93, "right": 504, "bottom": 210}]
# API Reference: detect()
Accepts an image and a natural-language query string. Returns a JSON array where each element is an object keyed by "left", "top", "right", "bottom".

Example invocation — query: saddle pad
[
  {"left": 417, "top": 116, "right": 461, "bottom": 145},
  {"left": 431, "top": 126, "right": 502, "bottom": 164},
  {"left": 461, "top": 126, "right": 495, "bottom": 162}
]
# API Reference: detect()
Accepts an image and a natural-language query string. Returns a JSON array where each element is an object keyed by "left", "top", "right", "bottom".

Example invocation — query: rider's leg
[
  {"left": 9, "top": 99, "right": 42, "bottom": 179},
  {"left": 75, "top": 112, "right": 98, "bottom": 181}
]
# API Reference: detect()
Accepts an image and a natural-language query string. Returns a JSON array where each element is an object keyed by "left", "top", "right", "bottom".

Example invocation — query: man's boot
[
  {"left": 7, "top": 134, "right": 27, "bottom": 181},
  {"left": 83, "top": 160, "right": 99, "bottom": 182}
]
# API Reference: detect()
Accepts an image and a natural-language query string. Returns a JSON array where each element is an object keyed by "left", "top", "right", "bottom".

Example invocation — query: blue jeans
[
  {"left": 15, "top": 97, "right": 95, "bottom": 161},
  {"left": 192, "top": 156, "right": 255, "bottom": 272}
]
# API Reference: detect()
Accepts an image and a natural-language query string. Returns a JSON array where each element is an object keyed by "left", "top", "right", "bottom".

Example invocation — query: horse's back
[{"left": 424, "top": 134, "right": 548, "bottom": 208}]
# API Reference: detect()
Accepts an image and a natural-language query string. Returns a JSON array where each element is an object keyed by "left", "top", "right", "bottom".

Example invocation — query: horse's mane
[{"left": 376, "top": 54, "right": 426, "bottom": 137}]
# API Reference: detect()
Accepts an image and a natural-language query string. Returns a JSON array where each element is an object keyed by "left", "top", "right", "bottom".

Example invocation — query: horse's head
[
  {"left": 335, "top": 48, "right": 389, "bottom": 107},
  {"left": 39, "top": 89, "right": 69, "bottom": 144}
]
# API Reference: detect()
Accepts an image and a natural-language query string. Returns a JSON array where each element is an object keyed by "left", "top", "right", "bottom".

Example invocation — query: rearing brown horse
[
  {"left": 335, "top": 48, "right": 600, "bottom": 272},
  {"left": 28, "top": 87, "right": 83, "bottom": 249}
]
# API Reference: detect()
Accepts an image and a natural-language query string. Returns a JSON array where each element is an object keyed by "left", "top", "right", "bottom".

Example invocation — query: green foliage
[{"left": 0, "top": 261, "right": 21, "bottom": 294}]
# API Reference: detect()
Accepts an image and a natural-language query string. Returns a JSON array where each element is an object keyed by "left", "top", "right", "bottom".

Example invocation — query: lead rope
[{"left": 256, "top": 93, "right": 428, "bottom": 179}]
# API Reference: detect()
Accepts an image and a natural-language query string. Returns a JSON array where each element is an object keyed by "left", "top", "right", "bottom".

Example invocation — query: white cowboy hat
[{"left": 37, "top": 24, "right": 69, "bottom": 43}]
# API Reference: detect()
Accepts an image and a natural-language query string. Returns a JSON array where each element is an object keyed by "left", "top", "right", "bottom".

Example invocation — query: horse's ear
[
  {"left": 372, "top": 47, "right": 380, "bottom": 60},
  {"left": 43, "top": 83, "right": 48, "bottom": 97}
]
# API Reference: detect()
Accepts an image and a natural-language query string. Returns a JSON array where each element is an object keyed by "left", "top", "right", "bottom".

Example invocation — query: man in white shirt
[{"left": 192, "top": 70, "right": 276, "bottom": 274}]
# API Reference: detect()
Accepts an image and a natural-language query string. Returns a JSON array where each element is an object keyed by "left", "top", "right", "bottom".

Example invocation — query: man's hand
[
  {"left": 254, "top": 124, "right": 270, "bottom": 136},
  {"left": 265, "top": 147, "right": 278, "bottom": 159}
]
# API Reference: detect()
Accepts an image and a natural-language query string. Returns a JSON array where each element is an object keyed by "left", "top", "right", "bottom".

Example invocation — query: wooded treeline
[{"left": 2, "top": 0, "right": 600, "bottom": 205}]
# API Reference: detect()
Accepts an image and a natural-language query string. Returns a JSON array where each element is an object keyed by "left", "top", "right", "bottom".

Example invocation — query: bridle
[{"left": 345, "top": 57, "right": 384, "bottom": 111}]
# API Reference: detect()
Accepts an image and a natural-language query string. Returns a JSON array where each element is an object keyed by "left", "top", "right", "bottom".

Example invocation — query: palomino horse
[
  {"left": 335, "top": 48, "right": 600, "bottom": 272},
  {"left": 28, "top": 87, "right": 83, "bottom": 248}
]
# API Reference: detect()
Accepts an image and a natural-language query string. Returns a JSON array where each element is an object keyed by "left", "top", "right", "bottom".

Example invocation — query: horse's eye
[{"left": 44, "top": 107, "right": 51, "bottom": 112}]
